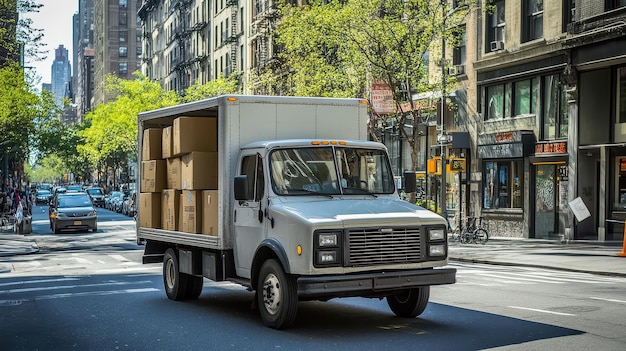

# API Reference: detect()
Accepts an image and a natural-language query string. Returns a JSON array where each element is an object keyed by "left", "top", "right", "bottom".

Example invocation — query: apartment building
[
  {"left": 93, "top": 0, "right": 142, "bottom": 105},
  {"left": 448, "top": 1, "right": 626, "bottom": 243}
]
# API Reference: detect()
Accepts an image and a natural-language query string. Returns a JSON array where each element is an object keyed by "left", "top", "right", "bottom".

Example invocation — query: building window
[
  {"left": 483, "top": 160, "right": 523, "bottom": 209},
  {"left": 452, "top": 26, "right": 466, "bottom": 66},
  {"left": 486, "top": 0, "right": 505, "bottom": 52},
  {"left": 119, "top": 46, "right": 127, "bottom": 57},
  {"left": 119, "top": 0, "right": 127, "bottom": 7},
  {"left": 606, "top": 0, "right": 626, "bottom": 10},
  {"left": 513, "top": 78, "right": 539, "bottom": 115},
  {"left": 563, "top": 0, "right": 576, "bottom": 32},
  {"left": 542, "top": 74, "right": 568, "bottom": 140},
  {"left": 119, "top": 30, "right": 127, "bottom": 43},
  {"left": 486, "top": 84, "right": 505, "bottom": 120},
  {"left": 119, "top": 62, "right": 128, "bottom": 74},
  {"left": 136, "top": 46, "right": 142, "bottom": 57},
  {"left": 120, "top": 12, "right": 127, "bottom": 26},
  {"left": 522, "top": 0, "right": 543, "bottom": 42}
]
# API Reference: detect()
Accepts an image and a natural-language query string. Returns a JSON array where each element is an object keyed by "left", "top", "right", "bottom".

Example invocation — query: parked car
[
  {"left": 49, "top": 192, "right": 97, "bottom": 233},
  {"left": 35, "top": 189, "right": 52, "bottom": 205},
  {"left": 86, "top": 187, "right": 105, "bottom": 207},
  {"left": 122, "top": 191, "right": 136, "bottom": 216},
  {"left": 107, "top": 191, "right": 124, "bottom": 211}
]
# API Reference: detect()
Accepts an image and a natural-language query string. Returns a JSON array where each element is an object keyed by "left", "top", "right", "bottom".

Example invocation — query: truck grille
[{"left": 346, "top": 227, "right": 423, "bottom": 266}]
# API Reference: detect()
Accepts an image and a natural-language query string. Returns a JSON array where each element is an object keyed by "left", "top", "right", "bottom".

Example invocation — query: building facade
[
  {"left": 441, "top": 0, "right": 626, "bottom": 243},
  {"left": 73, "top": 0, "right": 95, "bottom": 120},
  {"left": 93, "top": 0, "right": 141, "bottom": 105}
]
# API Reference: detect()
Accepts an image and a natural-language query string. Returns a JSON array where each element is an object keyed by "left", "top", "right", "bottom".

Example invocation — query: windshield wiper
[{"left": 341, "top": 187, "right": 378, "bottom": 198}]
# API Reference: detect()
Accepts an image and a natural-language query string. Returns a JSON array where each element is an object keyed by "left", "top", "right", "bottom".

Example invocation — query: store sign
[
  {"left": 535, "top": 141, "right": 567, "bottom": 154},
  {"left": 477, "top": 143, "right": 524, "bottom": 158}
]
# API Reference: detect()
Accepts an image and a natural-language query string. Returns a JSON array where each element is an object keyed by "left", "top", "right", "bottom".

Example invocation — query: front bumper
[
  {"left": 54, "top": 217, "right": 97, "bottom": 231},
  {"left": 297, "top": 268, "right": 456, "bottom": 299}
]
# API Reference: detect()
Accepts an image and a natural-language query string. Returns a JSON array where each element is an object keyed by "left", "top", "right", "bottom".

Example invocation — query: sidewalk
[
  {"left": 1, "top": 230, "right": 626, "bottom": 277},
  {"left": 448, "top": 238, "right": 626, "bottom": 277}
]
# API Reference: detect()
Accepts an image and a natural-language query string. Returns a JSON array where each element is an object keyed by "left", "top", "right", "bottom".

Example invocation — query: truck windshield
[{"left": 270, "top": 147, "right": 395, "bottom": 195}]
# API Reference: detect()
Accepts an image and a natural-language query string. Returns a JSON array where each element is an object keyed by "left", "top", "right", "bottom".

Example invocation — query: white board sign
[{"left": 569, "top": 197, "right": 591, "bottom": 222}]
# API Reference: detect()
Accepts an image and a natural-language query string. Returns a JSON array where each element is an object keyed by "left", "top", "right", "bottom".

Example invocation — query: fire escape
[
  {"left": 226, "top": 0, "right": 240, "bottom": 75},
  {"left": 250, "top": 0, "right": 279, "bottom": 70}
]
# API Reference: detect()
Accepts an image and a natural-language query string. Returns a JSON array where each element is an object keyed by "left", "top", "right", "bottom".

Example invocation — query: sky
[{"left": 24, "top": 0, "right": 78, "bottom": 89}]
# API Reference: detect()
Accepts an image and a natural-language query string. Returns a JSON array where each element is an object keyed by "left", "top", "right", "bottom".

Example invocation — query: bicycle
[{"left": 460, "top": 216, "right": 489, "bottom": 244}]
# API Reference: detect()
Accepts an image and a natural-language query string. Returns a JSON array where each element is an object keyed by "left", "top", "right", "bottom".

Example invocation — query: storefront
[
  {"left": 530, "top": 141, "right": 569, "bottom": 240},
  {"left": 477, "top": 131, "right": 534, "bottom": 238}
]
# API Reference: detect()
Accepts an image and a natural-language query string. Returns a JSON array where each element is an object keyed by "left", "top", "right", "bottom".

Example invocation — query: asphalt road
[{"left": 0, "top": 205, "right": 625, "bottom": 350}]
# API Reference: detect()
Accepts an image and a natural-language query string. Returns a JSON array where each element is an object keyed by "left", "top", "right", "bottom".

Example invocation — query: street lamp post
[{"left": 439, "top": 0, "right": 447, "bottom": 220}]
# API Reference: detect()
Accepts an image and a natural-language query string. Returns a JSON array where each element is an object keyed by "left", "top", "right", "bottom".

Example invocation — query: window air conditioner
[
  {"left": 448, "top": 66, "right": 458, "bottom": 75},
  {"left": 454, "top": 65, "right": 465, "bottom": 75},
  {"left": 490, "top": 40, "right": 504, "bottom": 51}
]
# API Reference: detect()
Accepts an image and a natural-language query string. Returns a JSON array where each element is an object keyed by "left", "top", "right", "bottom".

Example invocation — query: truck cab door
[{"left": 233, "top": 153, "right": 266, "bottom": 278}]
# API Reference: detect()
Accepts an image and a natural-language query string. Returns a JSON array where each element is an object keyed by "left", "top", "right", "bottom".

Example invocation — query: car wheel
[
  {"left": 53, "top": 221, "right": 60, "bottom": 234},
  {"left": 92, "top": 226, "right": 98, "bottom": 233}
]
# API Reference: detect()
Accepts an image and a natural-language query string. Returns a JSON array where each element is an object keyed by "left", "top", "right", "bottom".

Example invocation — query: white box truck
[{"left": 137, "top": 95, "right": 455, "bottom": 329}]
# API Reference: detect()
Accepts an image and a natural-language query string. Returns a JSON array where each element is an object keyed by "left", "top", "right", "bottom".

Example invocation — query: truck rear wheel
[
  {"left": 163, "top": 248, "right": 189, "bottom": 301},
  {"left": 257, "top": 259, "right": 298, "bottom": 329},
  {"left": 386, "top": 286, "right": 430, "bottom": 318},
  {"left": 186, "top": 275, "right": 204, "bottom": 300}
]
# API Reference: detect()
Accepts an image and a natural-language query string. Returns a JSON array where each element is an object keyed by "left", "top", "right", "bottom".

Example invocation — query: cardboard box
[
  {"left": 181, "top": 152, "right": 218, "bottom": 190},
  {"left": 180, "top": 190, "right": 202, "bottom": 233},
  {"left": 172, "top": 117, "right": 217, "bottom": 156},
  {"left": 162, "top": 126, "right": 173, "bottom": 159},
  {"left": 166, "top": 157, "right": 181, "bottom": 189},
  {"left": 139, "top": 193, "right": 161, "bottom": 228},
  {"left": 141, "top": 160, "right": 166, "bottom": 192},
  {"left": 142, "top": 128, "right": 162, "bottom": 160},
  {"left": 162, "top": 189, "right": 181, "bottom": 230},
  {"left": 202, "top": 190, "right": 219, "bottom": 236}
]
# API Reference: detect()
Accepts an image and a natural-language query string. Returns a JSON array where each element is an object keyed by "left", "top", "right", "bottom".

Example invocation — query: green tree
[
  {"left": 182, "top": 74, "right": 241, "bottom": 102},
  {"left": 79, "top": 73, "right": 179, "bottom": 186},
  {"left": 0, "top": 63, "right": 39, "bottom": 185},
  {"left": 273, "top": 0, "right": 472, "bottom": 177}
]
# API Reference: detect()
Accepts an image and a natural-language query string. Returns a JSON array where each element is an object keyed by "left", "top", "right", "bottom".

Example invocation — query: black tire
[
  {"left": 163, "top": 248, "right": 189, "bottom": 301},
  {"left": 186, "top": 275, "right": 204, "bottom": 300},
  {"left": 475, "top": 228, "right": 489, "bottom": 245},
  {"left": 257, "top": 259, "right": 298, "bottom": 329},
  {"left": 53, "top": 221, "right": 60, "bottom": 234},
  {"left": 92, "top": 225, "right": 98, "bottom": 233},
  {"left": 386, "top": 287, "right": 430, "bottom": 318}
]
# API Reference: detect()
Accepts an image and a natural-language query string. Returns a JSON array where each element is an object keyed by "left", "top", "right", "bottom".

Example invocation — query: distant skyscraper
[{"left": 51, "top": 45, "right": 72, "bottom": 106}]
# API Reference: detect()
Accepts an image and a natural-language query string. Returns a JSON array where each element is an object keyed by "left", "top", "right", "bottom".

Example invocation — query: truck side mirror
[
  {"left": 234, "top": 175, "right": 249, "bottom": 201},
  {"left": 404, "top": 171, "right": 416, "bottom": 193}
]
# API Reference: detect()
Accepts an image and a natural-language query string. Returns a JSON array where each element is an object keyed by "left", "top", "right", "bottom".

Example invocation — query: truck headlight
[
  {"left": 318, "top": 250, "right": 338, "bottom": 264},
  {"left": 429, "top": 244, "right": 446, "bottom": 256},
  {"left": 318, "top": 233, "right": 338, "bottom": 247},
  {"left": 429, "top": 228, "right": 445, "bottom": 241}
]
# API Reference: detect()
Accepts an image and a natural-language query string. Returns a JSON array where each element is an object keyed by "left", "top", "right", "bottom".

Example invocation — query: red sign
[
  {"left": 535, "top": 142, "right": 567, "bottom": 154},
  {"left": 371, "top": 82, "right": 394, "bottom": 114}
]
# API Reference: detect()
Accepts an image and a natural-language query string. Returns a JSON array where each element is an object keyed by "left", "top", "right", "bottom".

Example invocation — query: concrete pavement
[{"left": 2, "top": 227, "right": 626, "bottom": 277}]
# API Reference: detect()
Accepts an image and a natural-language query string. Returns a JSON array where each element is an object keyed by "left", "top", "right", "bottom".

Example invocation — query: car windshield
[
  {"left": 58, "top": 195, "right": 93, "bottom": 207},
  {"left": 87, "top": 188, "right": 103, "bottom": 195},
  {"left": 270, "top": 146, "right": 395, "bottom": 196},
  {"left": 38, "top": 190, "right": 51, "bottom": 196}
]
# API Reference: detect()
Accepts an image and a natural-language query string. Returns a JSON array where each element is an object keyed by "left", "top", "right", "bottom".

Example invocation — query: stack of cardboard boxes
[{"left": 140, "top": 117, "right": 219, "bottom": 235}]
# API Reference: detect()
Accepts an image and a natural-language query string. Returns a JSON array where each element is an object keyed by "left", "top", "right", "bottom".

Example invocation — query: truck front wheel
[
  {"left": 257, "top": 259, "right": 298, "bottom": 329},
  {"left": 386, "top": 287, "right": 430, "bottom": 318},
  {"left": 163, "top": 248, "right": 189, "bottom": 301}
]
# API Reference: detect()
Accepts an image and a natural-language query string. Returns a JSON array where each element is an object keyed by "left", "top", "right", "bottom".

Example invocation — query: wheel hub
[{"left": 262, "top": 273, "right": 281, "bottom": 315}]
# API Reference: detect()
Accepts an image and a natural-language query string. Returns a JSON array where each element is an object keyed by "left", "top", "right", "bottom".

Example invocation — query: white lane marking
[
  {"left": 508, "top": 306, "right": 575, "bottom": 316},
  {"left": 72, "top": 257, "right": 93, "bottom": 264},
  {"left": 0, "top": 278, "right": 80, "bottom": 288},
  {"left": 473, "top": 273, "right": 565, "bottom": 284},
  {"left": 0, "top": 288, "right": 159, "bottom": 305},
  {"left": 590, "top": 296, "right": 626, "bottom": 304},
  {"left": 109, "top": 254, "right": 130, "bottom": 262},
  {"left": 0, "top": 280, "right": 153, "bottom": 295}
]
